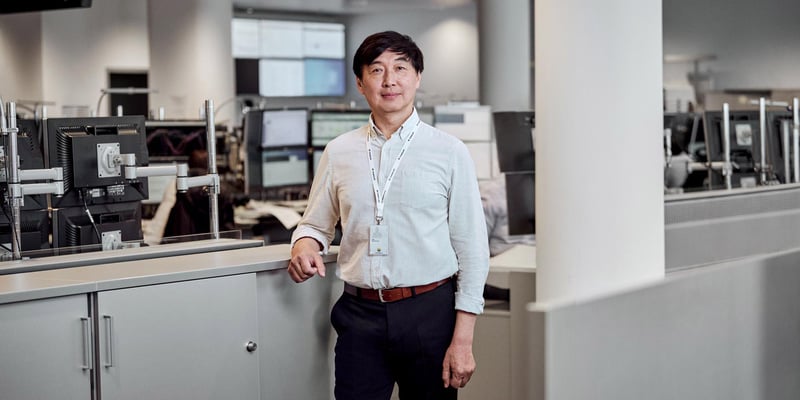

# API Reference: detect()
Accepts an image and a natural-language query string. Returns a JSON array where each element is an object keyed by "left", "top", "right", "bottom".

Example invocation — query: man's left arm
[
  {"left": 443, "top": 141, "right": 490, "bottom": 388},
  {"left": 442, "top": 310, "right": 477, "bottom": 388}
]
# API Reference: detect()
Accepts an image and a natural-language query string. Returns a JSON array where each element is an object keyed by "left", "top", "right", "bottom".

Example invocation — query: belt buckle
[{"left": 378, "top": 289, "right": 387, "bottom": 303}]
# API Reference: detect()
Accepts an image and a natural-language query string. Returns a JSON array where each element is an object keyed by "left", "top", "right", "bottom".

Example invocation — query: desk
[{"left": 462, "top": 244, "right": 536, "bottom": 400}]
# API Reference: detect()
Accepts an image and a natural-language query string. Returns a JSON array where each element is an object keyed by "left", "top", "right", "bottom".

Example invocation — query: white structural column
[
  {"left": 147, "top": 0, "right": 234, "bottom": 122},
  {"left": 535, "top": 0, "right": 664, "bottom": 304},
  {"left": 477, "top": 0, "right": 531, "bottom": 111}
]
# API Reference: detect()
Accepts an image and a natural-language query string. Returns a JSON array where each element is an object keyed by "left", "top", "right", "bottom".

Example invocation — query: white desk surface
[
  {"left": 487, "top": 244, "right": 536, "bottom": 289},
  {"left": 489, "top": 244, "right": 536, "bottom": 272}
]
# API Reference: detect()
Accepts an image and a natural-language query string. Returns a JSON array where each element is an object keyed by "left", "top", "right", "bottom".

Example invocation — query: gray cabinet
[
  {"left": 97, "top": 273, "right": 260, "bottom": 400},
  {"left": 0, "top": 294, "right": 92, "bottom": 400}
]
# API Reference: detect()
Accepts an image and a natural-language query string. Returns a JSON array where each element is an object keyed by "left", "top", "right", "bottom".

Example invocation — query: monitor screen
[
  {"left": 52, "top": 201, "right": 143, "bottom": 250},
  {"left": 493, "top": 111, "right": 534, "bottom": 173},
  {"left": 258, "top": 109, "right": 309, "bottom": 148},
  {"left": 505, "top": 173, "right": 534, "bottom": 236},
  {"left": 145, "top": 121, "right": 207, "bottom": 162},
  {"left": 261, "top": 148, "right": 309, "bottom": 188},
  {"left": 766, "top": 110, "right": 794, "bottom": 184},
  {"left": 310, "top": 110, "right": 371, "bottom": 147},
  {"left": 44, "top": 116, "right": 150, "bottom": 208},
  {"left": 703, "top": 110, "right": 761, "bottom": 188},
  {"left": 232, "top": 19, "right": 346, "bottom": 97}
]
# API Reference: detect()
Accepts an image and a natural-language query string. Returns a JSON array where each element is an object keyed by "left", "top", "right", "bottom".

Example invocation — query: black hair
[{"left": 352, "top": 31, "right": 424, "bottom": 79}]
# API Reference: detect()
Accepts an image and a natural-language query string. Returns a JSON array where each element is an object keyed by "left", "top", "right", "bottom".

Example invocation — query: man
[{"left": 289, "top": 31, "right": 489, "bottom": 400}]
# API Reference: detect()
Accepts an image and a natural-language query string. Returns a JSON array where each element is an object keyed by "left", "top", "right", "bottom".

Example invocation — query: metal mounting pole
[
  {"left": 6, "top": 102, "right": 22, "bottom": 259},
  {"left": 723, "top": 103, "right": 732, "bottom": 190},
  {"left": 794, "top": 98, "right": 799, "bottom": 184},
  {"left": 205, "top": 99, "right": 220, "bottom": 239}
]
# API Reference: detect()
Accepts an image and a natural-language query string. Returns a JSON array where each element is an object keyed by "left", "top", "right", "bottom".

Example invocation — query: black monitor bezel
[{"left": 44, "top": 116, "right": 150, "bottom": 208}]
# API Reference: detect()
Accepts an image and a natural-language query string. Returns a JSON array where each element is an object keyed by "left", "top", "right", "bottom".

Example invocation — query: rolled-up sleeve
[
  {"left": 447, "top": 142, "right": 490, "bottom": 314},
  {"left": 291, "top": 149, "right": 339, "bottom": 254}
]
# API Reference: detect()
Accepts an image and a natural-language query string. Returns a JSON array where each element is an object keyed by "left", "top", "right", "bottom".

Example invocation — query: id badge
[{"left": 369, "top": 224, "right": 389, "bottom": 256}]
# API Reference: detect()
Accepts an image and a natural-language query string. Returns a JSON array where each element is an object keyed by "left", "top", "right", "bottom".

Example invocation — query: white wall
[
  {"left": 0, "top": 13, "right": 43, "bottom": 109},
  {"left": 148, "top": 0, "right": 235, "bottom": 121},
  {"left": 347, "top": 4, "right": 479, "bottom": 108},
  {"left": 663, "top": 0, "right": 800, "bottom": 90},
  {"left": 41, "top": 0, "right": 149, "bottom": 116}
]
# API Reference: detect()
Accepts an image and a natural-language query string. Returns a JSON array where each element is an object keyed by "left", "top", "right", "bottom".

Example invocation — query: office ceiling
[{"left": 233, "top": 0, "right": 473, "bottom": 15}]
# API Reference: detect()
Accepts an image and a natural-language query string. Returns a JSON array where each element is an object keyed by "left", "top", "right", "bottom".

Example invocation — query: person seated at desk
[
  {"left": 161, "top": 149, "right": 236, "bottom": 238},
  {"left": 481, "top": 176, "right": 535, "bottom": 302},
  {"left": 480, "top": 176, "right": 535, "bottom": 257}
]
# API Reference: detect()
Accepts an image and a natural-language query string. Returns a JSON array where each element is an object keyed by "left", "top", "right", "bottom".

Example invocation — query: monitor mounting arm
[{"left": 1, "top": 100, "right": 65, "bottom": 260}]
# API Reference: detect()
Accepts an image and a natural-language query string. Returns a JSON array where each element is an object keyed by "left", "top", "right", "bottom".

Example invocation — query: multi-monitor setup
[
  {"left": 0, "top": 116, "right": 151, "bottom": 255},
  {"left": 665, "top": 108, "right": 795, "bottom": 191},
  {"left": 243, "top": 107, "right": 373, "bottom": 199},
  {"left": 493, "top": 111, "right": 535, "bottom": 236},
  {"left": 242, "top": 107, "right": 441, "bottom": 200}
]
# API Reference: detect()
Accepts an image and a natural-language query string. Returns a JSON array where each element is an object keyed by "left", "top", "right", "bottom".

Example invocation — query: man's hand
[
  {"left": 288, "top": 237, "right": 326, "bottom": 283},
  {"left": 442, "top": 311, "right": 477, "bottom": 389}
]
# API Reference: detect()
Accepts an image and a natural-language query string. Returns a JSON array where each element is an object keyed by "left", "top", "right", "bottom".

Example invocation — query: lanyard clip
[{"left": 376, "top": 216, "right": 383, "bottom": 225}]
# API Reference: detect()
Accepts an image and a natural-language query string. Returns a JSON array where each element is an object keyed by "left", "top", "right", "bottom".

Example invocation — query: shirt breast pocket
[{"left": 398, "top": 170, "right": 448, "bottom": 210}]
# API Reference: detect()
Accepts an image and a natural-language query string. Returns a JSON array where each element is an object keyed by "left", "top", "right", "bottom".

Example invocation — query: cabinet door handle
[
  {"left": 102, "top": 315, "right": 114, "bottom": 368},
  {"left": 80, "top": 317, "right": 93, "bottom": 371}
]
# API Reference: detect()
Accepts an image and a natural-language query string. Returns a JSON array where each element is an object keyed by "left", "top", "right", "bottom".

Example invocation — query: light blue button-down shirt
[{"left": 292, "top": 109, "right": 490, "bottom": 314}]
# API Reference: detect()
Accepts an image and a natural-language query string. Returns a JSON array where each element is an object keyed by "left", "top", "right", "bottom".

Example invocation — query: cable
[{"left": 81, "top": 191, "right": 102, "bottom": 244}]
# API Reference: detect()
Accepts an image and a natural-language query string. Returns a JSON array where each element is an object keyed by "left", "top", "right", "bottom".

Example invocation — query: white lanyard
[{"left": 366, "top": 121, "right": 420, "bottom": 224}]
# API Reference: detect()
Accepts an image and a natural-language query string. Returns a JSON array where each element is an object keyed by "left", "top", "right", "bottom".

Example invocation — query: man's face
[{"left": 356, "top": 50, "right": 421, "bottom": 118}]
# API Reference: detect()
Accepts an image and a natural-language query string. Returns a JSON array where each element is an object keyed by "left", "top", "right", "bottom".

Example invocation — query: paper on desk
[{"left": 247, "top": 201, "right": 303, "bottom": 229}]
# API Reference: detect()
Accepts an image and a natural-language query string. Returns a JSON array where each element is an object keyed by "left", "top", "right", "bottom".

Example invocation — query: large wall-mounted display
[{"left": 232, "top": 18, "right": 346, "bottom": 97}]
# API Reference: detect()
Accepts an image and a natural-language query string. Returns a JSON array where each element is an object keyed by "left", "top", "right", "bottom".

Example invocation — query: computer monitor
[
  {"left": 0, "top": 209, "right": 50, "bottom": 252},
  {"left": 52, "top": 201, "right": 143, "bottom": 249},
  {"left": 493, "top": 111, "right": 534, "bottom": 172},
  {"left": 245, "top": 108, "right": 309, "bottom": 149},
  {"left": 261, "top": 148, "right": 309, "bottom": 187},
  {"left": 12, "top": 117, "right": 48, "bottom": 210},
  {"left": 310, "top": 110, "right": 371, "bottom": 147},
  {"left": 505, "top": 172, "right": 534, "bottom": 235},
  {"left": 44, "top": 116, "right": 150, "bottom": 207},
  {"left": 766, "top": 110, "right": 795, "bottom": 184},
  {"left": 703, "top": 110, "right": 761, "bottom": 188},
  {"left": 246, "top": 148, "right": 309, "bottom": 197},
  {"left": 145, "top": 121, "right": 207, "bottom": 162}
]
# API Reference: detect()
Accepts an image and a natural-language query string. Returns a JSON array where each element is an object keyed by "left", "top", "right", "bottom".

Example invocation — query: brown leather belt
[{"left": 343, "top": 277, "right": 452, "bottom": 303}]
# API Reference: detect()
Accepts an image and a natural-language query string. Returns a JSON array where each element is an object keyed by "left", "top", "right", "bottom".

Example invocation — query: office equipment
[
  {"left": 259, "top": 148, "right": 309, "bottom": 189},
  {"left": 233, "top": 19, "right": 346, "bottom": 97},
  {"left": 0, "top": 209, "right": 50, "bottom": 253},
  {"left": 703, "top": 110, "right": 762, "bottom": 189},
  {"left": 663, "top": 112, "right": 708, "bottom": 191},
  {"left": 493, "top": 111, "right": 534, "bottom": 172},
  {"left": 505, "top": 173, "right": 534, "bottom": 235},
  {"left": 44, "top": 116, "right": 150, "bottom": 207},
  {"left": 246, "top": 108, "right": 309, "bottom": 148},
  {"left": 434, "top": 105, "right": 492, "bottom": 141},
  {"left": 2, "top": 102, "right": 65, "bottom": 259},
  {"left": 310, "top": 110, "right": 371, "bottom": 147},
  {"left": 0, "top": 0, "right": 91, "bottom": 14},
  {"left": 8, "top": 118, "right": 48, "bottom": 210},
  {"left": 766, "top": 110, "right": 794, "bottom": 184},
  {"left": 52, "top": 201, "right": 143, "bottom": 250}
]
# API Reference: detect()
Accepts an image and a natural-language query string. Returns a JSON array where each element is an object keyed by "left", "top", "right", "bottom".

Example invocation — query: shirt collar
[{"left": 369, "top": 108, "right": 421, "bottom": 141}]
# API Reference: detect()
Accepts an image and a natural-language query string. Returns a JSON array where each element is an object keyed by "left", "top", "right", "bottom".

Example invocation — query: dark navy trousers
[{"left": 331, "top": 280, "right": 458, "bottom": 400}]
